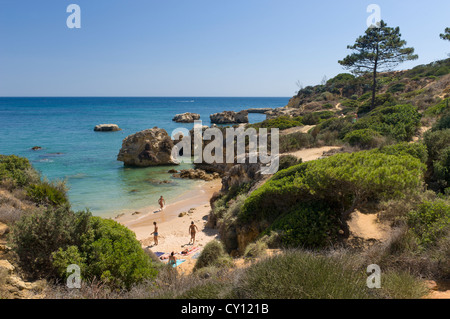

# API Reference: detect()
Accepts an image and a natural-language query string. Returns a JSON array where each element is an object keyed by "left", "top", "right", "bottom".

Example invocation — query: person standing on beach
[
  {"left": 158, "top": 196, "right": 165, "bottom": 211},
  {"left": 189, "top": 221, "right": 199, "bottom": 245},
  {"left": 151, "top": 221, "right": 158, "bottom": 246}
]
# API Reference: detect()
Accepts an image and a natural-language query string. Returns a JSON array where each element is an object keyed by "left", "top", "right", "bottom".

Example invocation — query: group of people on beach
[{"left": 150, "top": 195, "right": 200, "bottom": 267}]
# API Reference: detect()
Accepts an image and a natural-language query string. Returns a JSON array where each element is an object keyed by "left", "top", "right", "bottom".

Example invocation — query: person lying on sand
[
  {"left": 151, "top": 221, "right": 158, "bottom": 246},
  {"left": 189, "top": 221, "right": 199, "bottom": 245},
  {"left": 158, "top": 196, "right": 165, "bottom": 211}
]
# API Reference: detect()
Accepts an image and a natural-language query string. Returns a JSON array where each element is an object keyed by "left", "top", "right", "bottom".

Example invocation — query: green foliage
[
  {"left": 378, "top": 142, "right": 428, "bottom": 164},
  {"left": 404, "top": 59, "right": 450, "bottom": 79},
  {"left": 358, "top": 93, "right": 397, "bottom": 115},
  {"left": 344, "top": 129, "right": 383, "bottom": 149},
  {"left": 9, "top": 207, "right": 157, "bottom": 288},
  {"left": 27, "top": 180, "right": 68, "bottom": 207},
  {"left": 251, "top": 116, "right": 303, "bottom": 130},
  {"left": 279, "top": 132, "right": 314, "bottom": 153},
  {"left": 267, "top": 203, "right": 339, "bottom": 248},
  {"left": 8, "top": 206, "right": 81, "bottom": 278},
  {"left": 407, "top": 199, "right": 450, "bottom": 249},
  {"left": 243, "top": 240, "right": 268, "bottom": 259},
  {"left": 354, "top": 104, "right": 421, "bottom": 141},
  {"left": 278, "top": 155, "right": 302, "bottom": 171},
  {"left": 424, "top": 129, "right": 450, "bottom": 192},
  {"left": 431, "top": 110, "right": 450, "bottom": 131},
  {"left": 194, "top": 240, "right": 232, "bottom": 271},
  {"left": 239, "top": 150, "right": 425, "bottom": 246},
  {"left": 388, "top": 83, "right": 406, "bottom": 93},
  {"left": 425, "top": 99, "right": 450, "bottom": 116},
  {"left": 440, "top": 27, "right": 450, "bottom": 41},
  {"left": 302, "top": 111, "right": 335, "bottom": 125},
  {"left": 232, "top": 251, "right": 371, "bottom": 299},
  {"left": 0, "top": 155, "right": 37, "bottom": 188}
]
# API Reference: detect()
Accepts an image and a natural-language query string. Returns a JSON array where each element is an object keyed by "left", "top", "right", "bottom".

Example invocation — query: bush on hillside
[
  {"left": 278, "top": 155, "right": 302, "bottom": 171},
  {"left": 407, "top": 199, "right": 450, "bottom": 249},
  {"left": 239, "top": 150, "right": 425, "bottom": 244},
  {"left": 343, "top": 129, "right": 384, "bottom": 149},
  {"left": 9, "top": 207, "right": 157, "bottom": 288},
  {"left": 378, "top": 142, "right": 428, "bottom": 164},
  {"left": 0, "top": 155, "right": 39, "bottom": 189},
  {"left": 194, "top": 240, "right": 232, "bottom": 271},
  {"left": 353, "top": 104, "right": 421, "bottom": 141},
  {"left": 279, "top": 132, "right": 314, "bottom": 153},
  {"left": 52, "top": 217, "right": 157, "bottom": 288},
  {"left": 27, "top": 180, "right": 68, "bottom": 207},
  {"left": 424, "top": 129, "right": 450, "bottom": 193}
]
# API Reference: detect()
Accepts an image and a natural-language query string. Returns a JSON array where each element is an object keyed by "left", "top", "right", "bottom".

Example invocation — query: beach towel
[
  {"left": 172, "top": 259, "right": 186, "bottom": 268},
  {"left": 155, "top": 252, "right": 165, "bottom": 257},
  {"left": 181, "top": 246, "right": 200, "bottom": 256},
  {"left": 192, "top": 252, "right": 201, "bottom": 259}
]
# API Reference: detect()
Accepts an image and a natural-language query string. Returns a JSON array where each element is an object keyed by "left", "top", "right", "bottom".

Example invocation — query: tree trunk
[{"left": 371, "top": 44, "right": 379, "bottom": 111}]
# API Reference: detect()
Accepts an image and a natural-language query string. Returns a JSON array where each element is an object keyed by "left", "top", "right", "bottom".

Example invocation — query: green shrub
[
  {"left": 379, "top": 142, "right": 428, "bottom": 164},
  {"left": 358, "top": 93, "right": 396, "bottom": 115},
  {"left": 267, "top": 203, "right": 339, "bottom": 248},
  {"left": 53, "top": 217, "right": 157, "bottom": 288},
  {"left": 27, "top": 180, "right": 68, "bottom": 207},
  {"left": 354, "top": 104, "right": 421, "bottom": 141},
  {"left": 424, "top": 129, "right": 450, "bottom": 192},
  {"left": 302, "top": 111, "right": 335, "bottom": 125},
  {"left": 243, "top": 240, "right": 268, "bottom": 259},
  {"left": 432, "top": 110, "right": 450, "bottom": 131},
  {"left": 9, "top": 207, "right": 157, "bottom": 288},
  {"left": 232, "top": 251, "right": 370, "bottom": 299},
  {"left": 239, "top": 150, "right": 425, "bottom": 243},
  {"left": 252, "top": 116, "right": 303, "bottom": 130},
  {"left": 194, "top": 240, "right": 232, "bottom": 271},
  {"left": 0, "top": 155, "right": 38, "bottom": 188},
  {"left": 344, "top": 129, "right": 384, "bottom": 149},
  {"left": 388, "top": 83, "right": 406, "bottom": 94},
  {"left": 425, "top": 99, "right": 450, "bottom": 116},
  {"left": 278, "top": 155, "right": 302, "bottom": 171},
  {"left": 279, "top": 132, "right": 314, "bottom": 153},
  {"left": 8, "top": 206, "right": 82, "bottom": 278},
  {"left": 407, "top": 199, "right": 450, "bottom": 249}
]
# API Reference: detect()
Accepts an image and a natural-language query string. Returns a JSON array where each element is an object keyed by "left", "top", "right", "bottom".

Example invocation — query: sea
[{"left": 0, "top": 97, "right": 289, "bottom": 217}]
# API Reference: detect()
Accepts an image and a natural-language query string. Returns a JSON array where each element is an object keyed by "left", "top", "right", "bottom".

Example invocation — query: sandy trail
[
  {"left": 287, "top": 146, "right": 341, "bottom": 162},
  {"left": 281, "top": 125, "right": 315, "bottom": 135},
  {"left": 348, "top": 210, "right": 389, "bottom": 241}
]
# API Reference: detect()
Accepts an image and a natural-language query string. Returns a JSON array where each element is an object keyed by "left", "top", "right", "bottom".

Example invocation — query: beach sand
[{"left": 117, "top": 179, "right": 222, "bottom": 272}]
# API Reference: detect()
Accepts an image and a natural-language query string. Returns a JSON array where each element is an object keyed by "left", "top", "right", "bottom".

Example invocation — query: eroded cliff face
[
  {"left": 172, "top": 112, "right": 201, "bottom": 123},
  {"left": 117, "top": 127, "right": 177, "bottom": 167}
]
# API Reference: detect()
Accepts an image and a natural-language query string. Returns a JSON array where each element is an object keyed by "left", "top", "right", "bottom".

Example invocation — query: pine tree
[
  {"left": 339, "top": 21, "right": 418, "bottom": 110},
  {"left": 440, "top": 28, "right": 450, "bottom": 41}
]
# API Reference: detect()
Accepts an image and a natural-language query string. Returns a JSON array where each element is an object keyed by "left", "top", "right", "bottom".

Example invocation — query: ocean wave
[{"left": 176, "top": 100, "right": 195, "bottom": 103}]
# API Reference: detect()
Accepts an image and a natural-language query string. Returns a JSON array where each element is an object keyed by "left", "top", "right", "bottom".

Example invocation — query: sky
[{"left": 0, "top": 0, "right": 449, "bottom": 97}]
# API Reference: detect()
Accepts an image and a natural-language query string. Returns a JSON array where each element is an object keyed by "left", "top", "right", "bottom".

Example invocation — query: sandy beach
[{"left": 116, "top": 179, "right": 222, "bottom": 271}]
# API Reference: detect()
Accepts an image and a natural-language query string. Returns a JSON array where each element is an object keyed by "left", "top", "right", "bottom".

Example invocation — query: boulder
[
  {"left": 117, "top": 127, "right": 177, "bottom": 167},
  {"left": 172, "top": 169, "right": 220, "bottom": 181},
  {"left": 31, "top": 146, "right": 42, "bottom": 151},
  {"left": 94, "top": 124, "right": 121, "bottom": 132},
  {"left": 172, "top": 112, "right": 201, "bottom": 123},
  {"left": 210, "top": 111, "right": 249, "bottom": 124}
]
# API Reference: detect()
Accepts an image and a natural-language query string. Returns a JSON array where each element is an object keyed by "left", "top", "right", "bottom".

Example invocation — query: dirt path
[
  {"left": 348, "top": 210, "right": 389, "bottom": 241},
  {"left": 287, "top": 146, "right": 341, "bottom": 162}
]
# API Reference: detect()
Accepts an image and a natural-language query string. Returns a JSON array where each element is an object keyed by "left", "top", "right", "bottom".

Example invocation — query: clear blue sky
[{"left": 0, "top": 0, "right": 449, "bottom": 97}]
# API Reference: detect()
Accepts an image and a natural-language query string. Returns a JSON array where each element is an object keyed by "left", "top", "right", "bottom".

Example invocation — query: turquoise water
[{"left": 0, "top": 97, "right": 289, "bottom": 216}]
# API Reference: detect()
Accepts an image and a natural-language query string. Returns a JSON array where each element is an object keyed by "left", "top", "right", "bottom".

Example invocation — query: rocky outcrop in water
[
  {"left": 94, "top": 124, "right": 121, "bottom": 132},
  {"left": 172, "top": 169, "right": 220, "bottom": 181},
  {"left": 117, "top": 127, "right": 177, "bottom": 167},
  {"left": 210, "top": 111, "right": 248, "bottom": 124},
  {"left": 172, "top": 112, "right": 201, "bottom": 123}
]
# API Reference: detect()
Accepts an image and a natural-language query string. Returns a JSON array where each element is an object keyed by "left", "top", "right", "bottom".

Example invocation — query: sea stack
[
  {"left": 94, "top": 124, "right": 121, "bottom": 132},
  {"left": 117, "top": 127, "right": 178, "bottom": 167},
  {"left": 210, "top": 110, "right": 249, "bottom": 124},
  {"left": 172, "top": 112, "right": 201, "bottom": 123}
]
